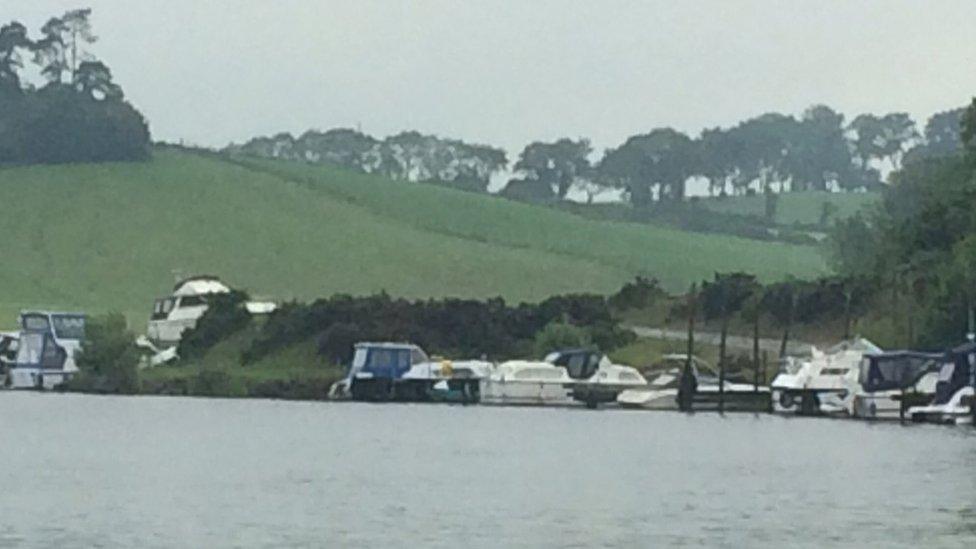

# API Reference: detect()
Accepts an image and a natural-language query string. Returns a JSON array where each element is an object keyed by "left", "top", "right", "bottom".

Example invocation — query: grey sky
[{"left": 11, "top": 0, "right": 976, "bottom": 157}]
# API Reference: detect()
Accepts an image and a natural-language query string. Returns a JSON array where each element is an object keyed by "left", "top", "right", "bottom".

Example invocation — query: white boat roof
[
  {"left": 172, "top": 276, "right": 231, "bottom": 297},
  {"left": 19, "top": 310, "right": 86, "bottom": 317},
  {"left": 354, "top": 342, "right": 424, "bottom": 351}
]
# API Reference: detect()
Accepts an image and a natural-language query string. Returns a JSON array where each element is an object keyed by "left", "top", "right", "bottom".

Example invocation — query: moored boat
[
  {"left": 618, "top": 354, "right": 769, "bottom": 411},
  {"left": 851, "top": 350, "right": 943, "bottom": 420},
  {"left": 481, "top": 349, "right": 646, "bottom": 408},
  {"left": 8, "top": 311, "right": 86, "bottom": 390},
  {"left": 907, "top": 342, "right": 975, "bottom": 425},
  {"left": 331, "top": 342, "right": 492, "bottom": 403},
  {"left": 772, "top": 338, "right": 880, "bottom": 415}
]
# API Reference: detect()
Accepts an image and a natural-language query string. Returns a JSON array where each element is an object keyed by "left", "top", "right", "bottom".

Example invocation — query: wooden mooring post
[{"left": 678, "top": 283, "right": 697, "bottom": 412}]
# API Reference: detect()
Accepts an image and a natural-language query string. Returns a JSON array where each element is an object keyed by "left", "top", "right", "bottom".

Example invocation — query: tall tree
[
  {"left": 848, "top": 112, "right": 919, "bottom": 172},
  {"left": 785, "top": 105, "right": 858, "bottom": 191},
  {"left": 0, "top": 21, "right": 29, "bottom": 96},
  {"left": 73, "top": 60, "right": 121, "bottom": 100},
  {"left": 33, "top": 15, "right": 68, "bottom": 84},
  {"left": 598, "top": 128, "right": 697, "bottom": 205},
  {"left": 514, "top": 138, "right": 591, "bottom": 200},
  {"left": 33, "top": 9, "right": 97, "bottom": 86}
]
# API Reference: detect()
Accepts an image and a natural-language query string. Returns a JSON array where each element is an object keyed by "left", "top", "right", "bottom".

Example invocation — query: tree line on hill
[
  {"left": 225, "top": 129, "right": 508, "bottom": 193},
  {"left": 229, "top": 104, "right": 967, "bottom": 207},
  {"left": 0, "top": 8, "right": 150, "bottom": 165}
]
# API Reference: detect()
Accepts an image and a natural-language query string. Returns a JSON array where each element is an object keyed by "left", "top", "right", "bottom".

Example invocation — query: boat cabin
[
  {"left": 544, "top": 349, "right": 604, "bottom": 380},
  {"left": 933, "top": 342, "right": 975, "bottom": 406},
  {"left": 147, "top": 275, "right": 231, "bottom": 345},
  {"left": 9, "top": 311, "right": 86, "bottom": 389},
  {"left": 858, "top": 351, "right": 943, "bottom": 394}
]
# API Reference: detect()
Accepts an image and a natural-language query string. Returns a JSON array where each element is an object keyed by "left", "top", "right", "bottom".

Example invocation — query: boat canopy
[
  {"left": 859, "top": 351, "right": 943, "bottom": 392},
  {"left": 933, "top": 342, "right": 976, "bottom": 405}
]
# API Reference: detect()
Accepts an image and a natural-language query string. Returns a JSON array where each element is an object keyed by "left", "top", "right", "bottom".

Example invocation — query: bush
[
  {"left": 190, "top": 367, "right": 246, "bottom": 398},
  {"left": 533, "top": 321, "right": 592, "bottom": 357},
  {"left": 68, "top": 313, "right": 140, "bottom": 394},
  {"left": 609, "top": 276, "right": 665, "bottom": 311},
  {"left": 316, "top": 322, "right": 366, "bottom": 365},
  {"left": 244, "top": 291, "right": 626, "bottom": 364},
  {"left": 178, "top": 291, "right": 251, "bottom": 361}
]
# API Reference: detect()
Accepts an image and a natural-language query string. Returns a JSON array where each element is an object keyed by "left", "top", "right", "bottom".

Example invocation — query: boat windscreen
[
  {"left": 21, "top": 314, "right": 50, "bottom": 333},
  {"left": 933, "top": 352, "right": 974, "bottom": 405},
  {"left": 52, "top": 315, "right": 85, "bottom": 340},
  {"left": 363, "top": 348, "right": 411, "bottom": 377},
  {"left": 860, "top": 353, "right": 941, "bottom": 392}
]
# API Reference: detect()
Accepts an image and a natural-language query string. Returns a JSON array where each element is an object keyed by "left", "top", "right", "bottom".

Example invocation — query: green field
[
  {"left": 0, "top": 149, "right": 826, "bottom": 329},
  {"left": 696, "top": 191, "right": 879, "bottom": 226}
]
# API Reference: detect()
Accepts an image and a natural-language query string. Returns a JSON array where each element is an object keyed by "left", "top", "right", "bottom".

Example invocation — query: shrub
[
  {"left": 609, "top": 276, "right": 665, "bottom": 311},
  {"left": 533, "top": 321, "right": 592, "bottom": 357},
  {"left": 68, "top": 313, "right": 140, "bottom": 394},
  {"left": 316, "top": 322, "right": 366, "bottom": 365},
  {"left": 178, "top": 291, "right": 251, "bottom": 361},
  {"left": 190, "top": 367, "right": 246, "bottom": 398}
]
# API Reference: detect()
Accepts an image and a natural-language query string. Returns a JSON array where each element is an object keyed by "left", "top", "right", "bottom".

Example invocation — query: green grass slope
[
  {"left": 0, "top": 150, "right": 825, "bottom": 327},
  {"left": 696, "top": 191, "right": 879, "bottom": 226}
]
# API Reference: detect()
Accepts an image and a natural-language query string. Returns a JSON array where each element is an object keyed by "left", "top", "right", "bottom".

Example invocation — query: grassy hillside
[
  {"left": 0, "top": 149, "right": 825, "bottom": 328},
  {"left": 696, "top": 191, "right": 879, "bottom": 226}
]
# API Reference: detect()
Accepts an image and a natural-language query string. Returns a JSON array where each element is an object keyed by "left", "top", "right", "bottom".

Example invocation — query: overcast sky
[{"left": 10, "top": 0, "right": 976, "bottom": 156}]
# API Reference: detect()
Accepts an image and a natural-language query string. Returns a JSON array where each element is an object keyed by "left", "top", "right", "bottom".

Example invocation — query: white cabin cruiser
[
  {"left": 331, "top": 342, "right": 493, "bottom": 403},
  {"left": 480, "top": 359, "right": 575, "bottom": 405},
  {"left": 146, "top": 275, "right": 277, "bottom": 353},
  {"left": 851, "top": 351, "right": 943, "bottom": 420},
  {"left": 908, "top": 342, "right": 975, "bottom": 425},
  {"left": 481, "top": 349, "right": 646, "bottom": 408},
  {"left": 8, "top": 311, "right": 86, "bottom": 390},
  {"left": 618, "top": 354, "right": 767, "bottom": 410},
  {"left": 772, "top": 338, "right": 881, "bottom": 415}
]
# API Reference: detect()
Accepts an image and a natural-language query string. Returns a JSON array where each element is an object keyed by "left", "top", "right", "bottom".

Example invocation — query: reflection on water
[{"left": 0, "top": 392, "right": 974, "bottom": 548}]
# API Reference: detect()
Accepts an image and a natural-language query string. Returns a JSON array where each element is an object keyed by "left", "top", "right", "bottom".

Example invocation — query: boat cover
[
  {"left": 934, "top": 342, "right": 976, "bottom": 405},
  {"left": 859, "top": 351, "right": 943, "bottom": 392}
]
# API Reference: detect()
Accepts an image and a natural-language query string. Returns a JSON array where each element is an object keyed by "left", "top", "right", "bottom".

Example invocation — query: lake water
[{"left": 0, "top": 393, "right": 974, "bottom": 548}]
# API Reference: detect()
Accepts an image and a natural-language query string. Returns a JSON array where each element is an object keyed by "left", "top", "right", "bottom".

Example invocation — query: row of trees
[
  {"left": 232, "top": 104, "right": 966, "bottom": 205},
  {"left": 510, "top": 106, "right": 965, "bottom": 205},
  {"left": 0, "top": 9, "right": 150, "bottom": 164},
  {"left": 828, "top": 98, "right": 976, "bottom": 348},
  {"left": 228, "top": 128, "right": 508, "bottom": 192}
]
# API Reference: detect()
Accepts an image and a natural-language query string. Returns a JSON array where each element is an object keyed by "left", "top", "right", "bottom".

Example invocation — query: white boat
[
  {"left": 772, "top": 338, "right": 881, "bottom": 415},
  {"left": 8, "top": 311, "right": 86, "bottom": 390},
  {"left": 907, "top": 342, "right": 975, "bottom": 425},
  {"left": 851, "top": 350, "right": 943, "bottom": 420},
  {"left": 145, "top": 275, "right": 276, "bottom": 357},
  {"left": 618, "top": 354, "right": 767, "bottom": 410},
  {"left": 480, "top": 360, "right": 575, "bottom": 405},
  {"left": 482, "top": 349, "right": 646, "bottom": 408},
  {"left": 331, "top": 342, "right": 493, "bottom": 402}
]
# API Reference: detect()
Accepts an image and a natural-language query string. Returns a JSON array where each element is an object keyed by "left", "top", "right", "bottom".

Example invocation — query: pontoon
[
  {"left": 8, "top": 311, "right": 86, "bottom": 390},
  {"left": 772, "top": 338, "right": 881, "bottom": 415},
  {"left": 481, "top": 349, "right": 646, "bottom": 408},
  {"left": 907, "top": 342, "right": 975, "bottom": 425},
  {"left": 617, "top": 354, "right": 768, "bottom": 411},
  {"left": 331, "top": 342, "right": 493, "bottom": 403}
]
